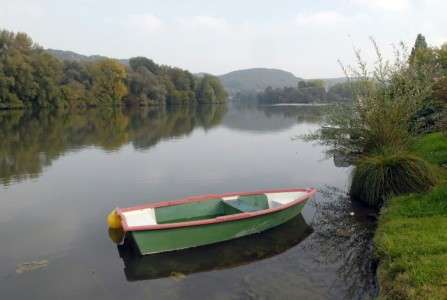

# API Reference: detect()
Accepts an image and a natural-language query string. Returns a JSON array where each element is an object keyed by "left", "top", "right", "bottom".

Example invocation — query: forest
[
  {"left": 0, "top": 30, "right": 227, "bottom": 109},
  {"left": 257, "top": 79, "right": 353, "bottom": 104}
]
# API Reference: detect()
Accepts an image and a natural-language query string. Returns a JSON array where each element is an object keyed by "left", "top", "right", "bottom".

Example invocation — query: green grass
[
  {"left": 376, "top": 213, "right": 447, "bottom": 258},
  {"left": 411, "top": 132, "right": 447, "bottom": 165},
  {"left": 381, "top": 186, "right": 447, "bottom": 219},
  {"left": 374, "top": 132, "right": 447, "bottom": 299}
]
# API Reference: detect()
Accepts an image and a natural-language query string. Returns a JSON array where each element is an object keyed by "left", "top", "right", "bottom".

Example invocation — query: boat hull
[
  {"left": 119, "top": 214, "right": 312, "bottom": 281},
  {"left": 131, "top": 200, "right": 307, "bottom": 255}
]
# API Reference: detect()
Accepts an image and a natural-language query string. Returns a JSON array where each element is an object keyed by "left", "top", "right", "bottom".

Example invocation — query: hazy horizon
[{"left": 1, "top": 0, "right": 446, "bottom": 78}]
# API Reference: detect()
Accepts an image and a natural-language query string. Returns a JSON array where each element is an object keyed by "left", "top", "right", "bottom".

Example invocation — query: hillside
[
  {"left": 46, "top": 49, "right": 129, "bottom": 65},
  {"left": 219, "top": 68, "right": 301, "bottom": 95}
]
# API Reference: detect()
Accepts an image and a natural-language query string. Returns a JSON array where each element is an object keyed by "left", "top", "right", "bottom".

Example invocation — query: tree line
[
  {"left": 256, "top": 80, "right": 353, "bottom": 104},
  {"left": 0, "top": 30, "right": 227, "bottom": 109}
]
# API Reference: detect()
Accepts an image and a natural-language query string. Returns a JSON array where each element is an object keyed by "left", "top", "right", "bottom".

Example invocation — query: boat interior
[{"left": 122, "top": 191, "right": 308, "bottom": 227}]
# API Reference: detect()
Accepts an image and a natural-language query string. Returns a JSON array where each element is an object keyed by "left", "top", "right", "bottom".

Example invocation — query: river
[{"left": 0, "top": 104, "right": 377, "bottom": 299}]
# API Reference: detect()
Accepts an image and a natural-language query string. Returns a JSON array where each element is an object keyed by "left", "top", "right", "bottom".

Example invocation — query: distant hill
[
  {"left": 47, "top": 49, "right": 347, "bottom": 97},
  {"left": 219, "top": 68, "right": 301, "bottom": 95},
  {"left": 46, "top": 49, "right": 129, "bottom": 65}
]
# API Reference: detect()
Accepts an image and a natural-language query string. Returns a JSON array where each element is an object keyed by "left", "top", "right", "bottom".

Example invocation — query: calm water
[{"left": 0, "top": 104, "right": 377, "bottom": 299}]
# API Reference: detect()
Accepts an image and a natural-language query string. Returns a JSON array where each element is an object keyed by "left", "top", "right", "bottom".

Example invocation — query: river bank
[{"left": 374, "top": 132, "right": 447, "bottom": 299}]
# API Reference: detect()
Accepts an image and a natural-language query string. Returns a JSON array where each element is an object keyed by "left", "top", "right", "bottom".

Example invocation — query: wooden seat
[{"left": 223, "top": 200, "right": 260, "bottom": 212}]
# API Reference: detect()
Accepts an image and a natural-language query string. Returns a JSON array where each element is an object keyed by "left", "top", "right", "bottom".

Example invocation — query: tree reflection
[
  {"left": 306, "top": 186, "right": 379, "bottom": 299},
  {"left": 0, "top": 105, "right": 227, "bottom": 185},
  {"left": 223, "top": 104, "right": 324, "bottom": 133},
  {"left": 259, "top": 104, "right": 325, "bottom": 124}
]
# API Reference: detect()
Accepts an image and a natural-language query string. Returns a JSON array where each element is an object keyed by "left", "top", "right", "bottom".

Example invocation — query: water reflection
[
  {"left": 307, "top": 186, "right": 378, "bottom": 299},
  {"left": 223, "top": 104, "right": 324, "bottom": 133},
  {"left": 0, "top": 105, "right": 227, "bottom": 185},
  {"left": 116, "top": 214, "right": 312, "bottom": 281},
  {"left": 0, "top": 104, "right": 330, "bottom": 186},
  {"left": 0, "top": 104, "right": 376, "bottom": 299},
  {"left": 332, "top": 150, "right": 357, "bottom": 168}
]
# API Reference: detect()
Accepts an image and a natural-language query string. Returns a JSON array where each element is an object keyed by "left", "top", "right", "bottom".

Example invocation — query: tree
[
  {"left": 0, "top": 30, "right": 35, "bottom": 108},
  {"left": 31, "top": 50, "right": 64, "bottom": 107},
  {"left": 129, "top": 57, "right": 160, "bottom": 75},
  {"left": 0, "top": 30, "right": 65, "bottom": 108},
  {"left": 327, "top": 82, "right": 353, "bottom": 102},
  {"left": 258, "top": 80, "right": 327, "bottom": 104},
  {"left": 127, "top": 65, "right": 166, "bottom": 106},
  {"left": 89, "top": 59, "right": 127, "bottom": 105},
  {"left": 409, "top": 34, "right": 434, "bottom": 67},
  {"left": 196, "top": 75, "right": 228, "bottom": 103},
  {"left": 168, "top": 68, "right": 195, "bottom": 91},
  {"left": 437, "top": 44, "right": 447, "bottom": 74}
]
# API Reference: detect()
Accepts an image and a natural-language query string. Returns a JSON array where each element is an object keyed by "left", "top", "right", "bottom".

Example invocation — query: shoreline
[
  {"left": 374, "top": 132, "right": 447, "bottom": 299},
  {"left": 264, "top": 103, "right": 330, "bottom": 107}
]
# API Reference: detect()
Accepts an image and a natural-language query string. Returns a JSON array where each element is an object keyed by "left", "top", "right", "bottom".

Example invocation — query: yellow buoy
[
  {"left": 108, "top": 227, "right": 125, "bottom": 244},
  {"left": 107, "top": 209, "right": 122, "bottom": 229}
]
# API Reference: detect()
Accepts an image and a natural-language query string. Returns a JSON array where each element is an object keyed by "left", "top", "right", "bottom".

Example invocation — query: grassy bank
[{"left": 375, "top": 132, "right": 447, "bottom": 299}]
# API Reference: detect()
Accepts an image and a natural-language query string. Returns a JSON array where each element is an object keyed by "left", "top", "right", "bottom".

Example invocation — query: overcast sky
[{"left": 1, "top": 0, "right": 446, "bottom": 78}]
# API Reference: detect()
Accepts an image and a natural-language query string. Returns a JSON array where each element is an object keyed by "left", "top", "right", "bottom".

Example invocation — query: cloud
[
  {"left": 4, "top": 0, "right": 446, "bottom": 78},
  {"left": 127, "top": 14, "right": 163, "bottom": 33},
  {"left": 295, "top": 11, "right": 347, "bottom": 26},
  {"left": 0, "top": 1, "right": 45, "bottom": 19},
  {"left": 191, "top": 16, "right": 228, "bottom": 30},
  {"left": 125, "top": 15, "right": 231, "bottom": 36},
  {"left": 433, "top": 36, "right": 447, "bottom": 47},
  {"left": 175, "top": 16, "right": 230, "bottom": 33},
  {"left": 352, "top": 0, "right": 410, "bottom": 12}
]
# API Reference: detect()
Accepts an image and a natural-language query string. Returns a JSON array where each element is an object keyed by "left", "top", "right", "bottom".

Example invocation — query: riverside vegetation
[
  {"left": 0, "top": 30, "right": 227, "bottom": 109},
  {"left": 233, "top": 78, "right": 353, "bottom": 104},
  {"left": 309, "top": 34, "right": 447, "bottom": 299}
]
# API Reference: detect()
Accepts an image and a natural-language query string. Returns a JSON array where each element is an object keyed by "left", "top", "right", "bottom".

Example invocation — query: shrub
[
  {"left": 307, "top": 38, "right": 437, "bottom": 155},
  {"left": 350, "top": 151, "right": 437, "bottom": 207}
]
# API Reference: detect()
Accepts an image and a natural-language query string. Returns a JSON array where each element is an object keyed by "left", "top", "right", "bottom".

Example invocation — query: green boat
[
  {"left": 117, "top": 215, "right": 313, "bottom": 281},
  {"left": 110, "top": 188, "right": 316, "bottom": 255}
]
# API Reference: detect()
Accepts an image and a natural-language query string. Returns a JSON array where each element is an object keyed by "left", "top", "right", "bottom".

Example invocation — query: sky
[{"left": 1, "top": 0, "right": 446, "bottom": 78}]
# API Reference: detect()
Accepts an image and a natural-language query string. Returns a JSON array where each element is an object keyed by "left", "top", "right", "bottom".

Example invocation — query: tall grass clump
[{"left": 350, "top": 151, "right": 437, "bottom": 207}]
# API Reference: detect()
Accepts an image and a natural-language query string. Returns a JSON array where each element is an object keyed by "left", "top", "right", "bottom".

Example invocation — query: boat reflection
[{"left": 116, "top": 214, "right": 313, "bottom": 281}]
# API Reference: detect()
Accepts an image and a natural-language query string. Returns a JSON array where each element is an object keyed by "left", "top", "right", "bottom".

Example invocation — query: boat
[
  {"left": 117, "top": 215, "right": 313, "bottom": 281},
  {"left": 107, "top": 188, "right": 316, "bottom": 255}
]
